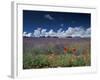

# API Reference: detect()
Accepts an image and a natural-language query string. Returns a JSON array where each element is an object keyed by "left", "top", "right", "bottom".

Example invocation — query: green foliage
[
  {"left": 32, "top": 54, "right": 50, "bottom": 68},
  {"left": 23, "top": 46, "right": 90, "bottom": 69},
  {"left": 56, "top": 54, "right": 72, "bottom": 67},
  {"left": 72, "top": 56, "right": 86, "bottom": 66},
  {"left": 23, "top": 53, "right": 34, "bottom": 69}
]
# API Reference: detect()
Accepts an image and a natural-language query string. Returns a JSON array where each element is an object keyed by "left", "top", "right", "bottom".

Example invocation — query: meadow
[{"left": 23, "top": 37, "right": 91, "bottom": 69}]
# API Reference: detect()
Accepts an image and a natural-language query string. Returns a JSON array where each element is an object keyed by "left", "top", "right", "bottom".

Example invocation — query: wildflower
[
  {"left": 64, "top": 47, "right": 68, "bottom": 54},
  {"left": 72, "top": 48, "right": 76, "bottom": 52},
  {"left": 72, "top": 48, "right": 76, "bottom": 55},
  {"left": 64, "top": 47, "right": 67, "bottom": 51}
]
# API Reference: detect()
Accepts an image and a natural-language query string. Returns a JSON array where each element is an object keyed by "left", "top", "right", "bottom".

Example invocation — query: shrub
[
  {"left": 56, "top": 54, "right": 72, "bottom": 67},
  {"left": 72, "top": 56, "right": 86, "bottom": 66},
  {"left": 23, "top": 53, "right": 34, "bottom": 69},
  {"left": 32, "top": 54, "right": 50, "bottom": 68}
]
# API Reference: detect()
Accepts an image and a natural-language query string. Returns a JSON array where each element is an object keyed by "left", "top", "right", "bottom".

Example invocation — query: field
[{"left": 23, "top": 37, "right": 91, "bottom": 69}]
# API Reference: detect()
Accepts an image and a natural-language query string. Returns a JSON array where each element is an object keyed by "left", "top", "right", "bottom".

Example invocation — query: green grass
[{"left": 23, "top": 51, "right": 90, "bottom": 69}]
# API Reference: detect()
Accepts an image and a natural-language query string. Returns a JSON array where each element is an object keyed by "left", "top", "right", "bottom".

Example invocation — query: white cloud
[
  {"left": 32, "top": 28, "right": 48, "bottom": 37},
  {"left": 40, "top": 29, "right": 47, "bottom": 37},
  {"left": 33, "top": 28, "right": 41, "bottom": 37},
  {"left": 44, "top": 14, "right": 54, "bottom": 20},
  {"left": 23, "top": 27, "right": 91, "bottom": 38},
  {"left": 82, "top": 28, "right": 91, "bottom": 38},
  {"left": 57, "top": 28, "right": 62, "bottom": 33},
  {"left": 47, "top": 29, "right": 56, "bottom": 37},
  {"left": 23, "top": 32, "right": 27, "bottom": 36},
  {"left": 23, "top": 32, "right": 32, "bottom": 37},
  {"left": 65, "top": 27, "right": 85, "bottom": 37},
  {"left": 56, "top": 28, "right": 65, "bottom": 38}
]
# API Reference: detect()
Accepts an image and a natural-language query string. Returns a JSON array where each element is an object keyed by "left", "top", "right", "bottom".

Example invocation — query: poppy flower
[
  {"left": 72, "top": 48, "right": 76, "bottom": 55},
  {"left": 72, "top": 48, "right": 76, "bottom": 52},
  {"left": 64, "top": 47, "right": 67, "bottom": 51}
]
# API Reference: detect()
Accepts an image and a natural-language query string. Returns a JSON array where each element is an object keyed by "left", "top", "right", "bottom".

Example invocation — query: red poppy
[
  {"left": 72, "top": 48, "right": 76, "bottom": 52},
  {"left": 64, "top": 47, "right": 67, "bottom": 52}
]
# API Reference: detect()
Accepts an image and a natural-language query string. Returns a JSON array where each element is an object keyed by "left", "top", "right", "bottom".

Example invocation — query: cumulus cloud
[
  {"left": 64, "top": 27, "right": 91, "bottom": 38},
  {"left": 44, "top": 14, "right": 54, "bottom": 20},
  {"left": 40, "top": 29, "right": 47, "bottom": 37},
  {"left": 33, "top": 28, "right": 41, "bottom": 37},
  {"left": 23, "top": 32, "right": 32, "bottom": 37},
  {"left": 65, "top": 27, "right": 85, "bottom": 37},
  {"left": 47, "top": 29, "right": 56, "bottom": 37},
  {"left": 23, "top": 27, "right": 91, "bottom": 38},
  {"left": 82, "top": 28, "right": 91, "bottom": 38}
]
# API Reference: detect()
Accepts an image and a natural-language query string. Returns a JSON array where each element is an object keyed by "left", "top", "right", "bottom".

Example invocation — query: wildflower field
[{"left": 23, "top": 37, "right": 91, "bottom": 69}]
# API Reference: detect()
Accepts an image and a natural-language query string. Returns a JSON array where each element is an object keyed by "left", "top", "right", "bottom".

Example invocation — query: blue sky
[
  {"left": 23, "top": 10, "right": 91, "bottom": 38},
  {"left": 23, "top": 10, "right": 90, "bottom": 32}
]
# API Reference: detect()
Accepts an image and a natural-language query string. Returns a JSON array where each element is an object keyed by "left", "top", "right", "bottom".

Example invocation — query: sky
[{"left": 23, "top": 10, "right": 91, "bottom": 38}]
